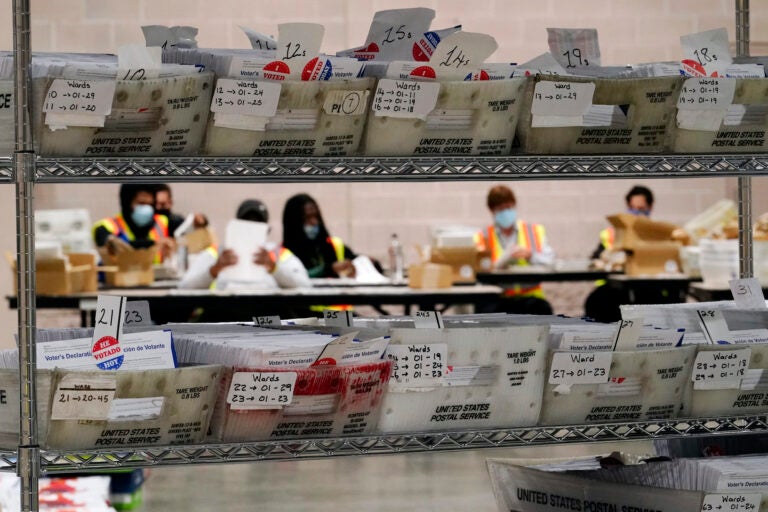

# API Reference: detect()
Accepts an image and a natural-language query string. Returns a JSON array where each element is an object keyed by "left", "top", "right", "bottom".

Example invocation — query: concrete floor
[{"left": 139, "top": 441, "right": 653, "bottom": 511}]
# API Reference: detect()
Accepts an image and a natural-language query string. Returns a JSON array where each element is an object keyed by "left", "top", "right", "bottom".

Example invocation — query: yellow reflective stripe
[
  {"left": 329, "top": 236, "right": 345, "bottom": 262},
  {"left": 114, "top": 214, "right": 136, "bottom": 241},
  {"left": 204, "top": 245, "right": 218, "bottom": 259},
  {"left": 488, "top": 226, "right": 502, "bottom": 262},
  {"left": 600, "top": 228, "right": 614, "bottom": 250},
  {"left": 278, "top": 247, "right": 292, "bottom": 263}
]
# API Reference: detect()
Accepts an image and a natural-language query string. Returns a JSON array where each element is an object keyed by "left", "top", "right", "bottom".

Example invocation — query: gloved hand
[{"left": 493, "top": 244, "right": 531, "bottom": 269}]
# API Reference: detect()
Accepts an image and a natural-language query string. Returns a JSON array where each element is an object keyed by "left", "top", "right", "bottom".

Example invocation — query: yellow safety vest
[
  {"left": 484, "top": 222, "right": 546, "bottom": 299},
  {"left": 311, "top": 236, "right": 353, "bottom": 312},
  {"left": 93, "top": 213, "right": 169, "bottom": 264}
]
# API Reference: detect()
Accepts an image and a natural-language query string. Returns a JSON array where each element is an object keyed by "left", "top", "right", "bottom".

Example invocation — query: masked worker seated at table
[
  {"left": 476, "top": 185, "right": 555, "bottom": 315},
  {"left": 178, "top": 199, "right": 310, "bottom": 290},
  {"left": 92, "top": 184, "right": 174, "bottom": 263}
]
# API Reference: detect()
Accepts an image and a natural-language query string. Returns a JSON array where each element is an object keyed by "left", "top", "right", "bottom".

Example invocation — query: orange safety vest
[
  {"left": 93, "top": 213, "right": 169, "bottom": 264},
  {"left": 485, "top": 221, "right": 546, "bottom": 299},
  {"left": 600, "top": 227, "right": 615, "bottom": 251}
]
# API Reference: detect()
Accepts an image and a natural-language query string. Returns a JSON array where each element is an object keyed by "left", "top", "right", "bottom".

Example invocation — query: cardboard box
[
  {"left": 407, "top": 263, "right": 453, "bottom": 289},
  {"left": 518, "top": 75, "right": 682, "bottom": 154},
  {"left": 9, "top": 252, "right": 98, "bottom": 296},
  {"left": 364, "top": 78, "right": 527, "bottom": 156},
  {"left": 429, "top": 246, "right": 482, "bottom": 283},
  {"left": 204, "top": 78, "right": 374, "bottom": 157},
  {"left": 184, "top": 227, "right": 216, "bottom": 254},
  {"left": 45, "top": 365, "right": 223, "bottom": 450},
  {"left": 672, "top": 77, "right": 768, "bottom": 153},
  {"left": 35, "top": 73, "right": 214, "bottom": 156},
  {"left": 0, "top": 365, "right": 223, "bottom": 450},
  {"left": 608, "top": 214, "right": 681, "bottom": 275},
  {"left": 103, "top": 249, "right": 156, "bottom": 288}
]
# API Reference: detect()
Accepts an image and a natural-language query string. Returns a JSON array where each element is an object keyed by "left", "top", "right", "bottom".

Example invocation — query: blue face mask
[
  {"left": 304, "top": 224, "right": 320, "bottom": 240},
  {"left": 494, "top": 208, "right": 517, "bottom": 229},
  {"left": 627, "top": 208, "right": 650, "bottom": 217},
  {"left": 131, "top": 204, "right": 155, "bottom": 227}
]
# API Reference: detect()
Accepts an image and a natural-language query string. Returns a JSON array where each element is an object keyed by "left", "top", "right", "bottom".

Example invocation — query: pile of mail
[
  {"left": 0, "top": 474, "right": 117, "bottom": 512},
  {"left": 488, "top": 454, "right": 768, "bottom": 512}
]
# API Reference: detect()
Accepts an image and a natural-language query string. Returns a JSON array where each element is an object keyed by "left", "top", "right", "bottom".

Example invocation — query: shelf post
[
  {"left": 13, "top": 0, "right": 39, "bottom": 510},
  {"left": 735, "top": 0, "right": 753, "bottom": 279}
]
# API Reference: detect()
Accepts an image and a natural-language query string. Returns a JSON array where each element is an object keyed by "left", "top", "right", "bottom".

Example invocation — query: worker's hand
[
  {"left": 105, "top": 235, "right": 133, "bottom": 256},
  {"left": 253, "top": 248, "right": 276, "bottom": 273},
  {"left": 157, "top": 237, "right": 176, "bottom": 260},
  {"left": 210, "top": 249, "right": 238, "bottom": 278},
  {"left": 332, "top": 259, "right": 356, "bottom": 278},
  {"left": 508, "top": 246, "right": 532, "bottom": 261},
  {"left": 193, "top": 213, "right": 208, "bottom": 228}
]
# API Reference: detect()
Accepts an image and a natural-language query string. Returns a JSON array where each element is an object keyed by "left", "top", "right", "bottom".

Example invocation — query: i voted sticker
[{"left": 92, "top": 335, "right": 124, "bottom": 370}]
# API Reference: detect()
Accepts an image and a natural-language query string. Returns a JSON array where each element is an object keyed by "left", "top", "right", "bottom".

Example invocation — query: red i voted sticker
[
  {"left": 301, "top": 57, "right": 333, "bottom": 81},
  {"left": 410, "top": 65, "right": 436, "bottom": 79},
  {"left": 263, "top": 60, "right": 290, "bottom": 81},
  {"left": 464, "top": 70, "right": 490, "bottom": 81},
  {"left": 353, "top": 42, "right": 380, "bottom": 61},
  {"left": 92, "top": 335, "right": 124, "bottom": 370}
]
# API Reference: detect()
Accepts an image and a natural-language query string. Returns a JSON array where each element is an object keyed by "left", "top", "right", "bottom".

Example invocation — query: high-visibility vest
[
  {"left": 600, "top": 227, "right": 615, "bottom": 251},
  {"left": 311, "top": 236, "right": 353, "bottom": 312},
  {"left": 93, "top": 213, "right": 169, "bottom": 264},
  {"left": 485, "top": 221, "right": 546, "bottom": 299}
]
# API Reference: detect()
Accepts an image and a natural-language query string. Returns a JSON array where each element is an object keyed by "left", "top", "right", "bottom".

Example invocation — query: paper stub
[
  {"left": 313, "top": 332, "right": 357, "bottom": 366},
  {"left": 372, "top": 79, "right": 440, "bottom": 119},
  {"left": 516, "top": 52, "right": 567, "bottom": 77},
  {"left": 254, "top": 315, "right": 281, "bottom": 327},
  {"left": 413, "top": 310, "right": 444, "bottom": 329},
  {"left": 278, "top": 23, "right": 324, "bottom": 62},
  {"left": 50, "top": 373, "right": 117, "bottom": 420},
  {"left": 697, "top": 309, "right": 731, "bottom": 344},
  {"left": 43, "top": 79, "right": 116, "bottom": 126},
  {"left": 124, "top": 300, "right": 152, "bottom": 327},
  {"left": 547, "top": 28, "right": 601, "bottom": 70},
  {"left": 117, "top": 44, "right": 162, "bottom": 80},
  {"left": 211, "top": 78, "right": 281, "bottom": 117},
  {"left": 680, "top": 28, "right": 732, "bottom": 77},
  {"left": 548, "top": 351, "right": 612, "bottom": 385},
  {"left": 430, "top": 32, "right": 498, "bottom": 80},
  {"left": 386, "top": 343, "right": 447, "bottom": 389},
  {"left": 692, "top": 348, "right": 751, "bottom": 390},
  {"left": 730, "top": 278, "right": 767, "bottom": 310},
  {"left": 323, "top": 90, "right": 370, "bottom": 116},
  {"left": 92, "top": 295, "right": 127, "bottom": 371},
  {"left": 701, "top": 493, "right": 762, "bottom": 512},
  {"left": 362, "top": 8, "right": 435, "bottom": 61},
  {"left": 612, "top": 317, "right": 643, "bottom": 351},
  {"left": 240, "top": 25, "right": 277, "bottom": 51},
  {"left": 227, "top": 371, "right": 297, "bottom": 410},
  {"left": 531, "top": 81, "right": 595, "bottom": 117},
  {"left": 324, "top": 309, "right": 353, "bottom": 328}
]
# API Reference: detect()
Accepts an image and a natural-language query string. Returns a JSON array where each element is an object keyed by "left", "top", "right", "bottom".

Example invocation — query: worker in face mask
[
  {"left": 591, "top": 185, "right": 654, "bottom": 261},
  {"left": 92, "top": 184, "right": 174, "bottom": 263},
  {"left": 475, "top": 185, "right": 555, "bottom": 315},
  {"left": 281, "top": 193, "right": 360, "bottom": 279}
]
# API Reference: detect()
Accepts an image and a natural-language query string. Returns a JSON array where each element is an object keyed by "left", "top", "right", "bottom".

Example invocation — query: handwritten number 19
[{"left": 562, "top": 48, "right": 589, "bottom": 68}]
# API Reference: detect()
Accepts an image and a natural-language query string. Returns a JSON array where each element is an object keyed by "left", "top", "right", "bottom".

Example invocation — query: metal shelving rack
[{"left": 9, "top": 1, "right": 764, "bottom": 510}]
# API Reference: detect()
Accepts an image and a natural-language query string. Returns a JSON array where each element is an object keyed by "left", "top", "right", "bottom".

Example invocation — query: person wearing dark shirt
[
  {"left": 282, "top": 193, "right": 357, "bottom": 278},
  {"left": 154, "top": 183, "right": 208, "bottom": 237}
]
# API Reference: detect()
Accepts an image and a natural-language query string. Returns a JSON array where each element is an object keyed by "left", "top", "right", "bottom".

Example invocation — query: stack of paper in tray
[
  {"left": 0, "top": 473, "right": 116, "bottom": 512},
  {"left": 166, "top": 323, "right": 392, "bottom": 441},
  {"left": 488, "top": 454, "right": 768, "bottom": 512}
]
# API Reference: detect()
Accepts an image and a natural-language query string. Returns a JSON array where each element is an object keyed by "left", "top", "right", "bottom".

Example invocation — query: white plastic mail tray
[
  {"left": 211, "top": 360, "right": 392, "bottom": 442},
  {"left": 0, "top": 369, "right": 52, "bottom": 449},
  {"left": 688, "top": 343, "right": 768, "bottom": 417},
  {"left": 377, "top": 325, "right": 548, "bottom": 433},
  {"left": 518, "top": 75, "right": 682, "bottom": 154},
  {"left": 539, "top": 346, "right": 695, "bottom": 426},
  {"left": 35, "top": 72, "right": 214, "bottom": 156},
  {"left": 672, "top": 77, "right": 768, "bottom": 153},
  {"left": 203, "top": 78, "right": 375, "bottom": 157},
  {"left": 43, "top": 364, "right": 223, "bottom": 450},
  {"left": 364, "top": 78, "right": 526, "bottom": 156}
]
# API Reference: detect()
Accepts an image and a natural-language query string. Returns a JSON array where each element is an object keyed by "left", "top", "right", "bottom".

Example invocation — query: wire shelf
[
  {"left": 34, "top": 154, "right": 768, "bottom": 182},
  {"left": 0, "top": 415, "right": 764, "bottom": 474}
]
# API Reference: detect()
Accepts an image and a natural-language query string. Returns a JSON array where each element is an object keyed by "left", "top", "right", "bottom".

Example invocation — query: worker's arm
[
  {"left": 530, "top": 226, "right": 555, "bottom": 267},
  {"left": 272, "top": 252, "right": 312, "bottom": 288}
]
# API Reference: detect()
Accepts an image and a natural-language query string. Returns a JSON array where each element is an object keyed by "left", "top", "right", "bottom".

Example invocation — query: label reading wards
[
  {"left": 372, "top": 79, "right": 439, "bottom": 119},
  {"left": 532, "top": 81, "right": 595, "bottom": 117},
  {"left": 548, "top": 352, "right": 612, "bottom": 385},
  {"left": 678, "top": 78, "right": 735, "bottom": 110},
  {"left": 211, "top": 79, "right": 281, "bottom": 117},
  {"left": 227, "top": 371, "right": 297, "bottom": 410},
  {"left": 692, "top": 348, "right": 751, "bottom": 390},
  {"left": 43, "top": 79, "right": 116, "bottom": 119},
  {"left": 701, "top": 493, "right": 761, "bottom": 512},
  {"left": 386, "top": 344, "right": 447, "bottom": 389}
]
